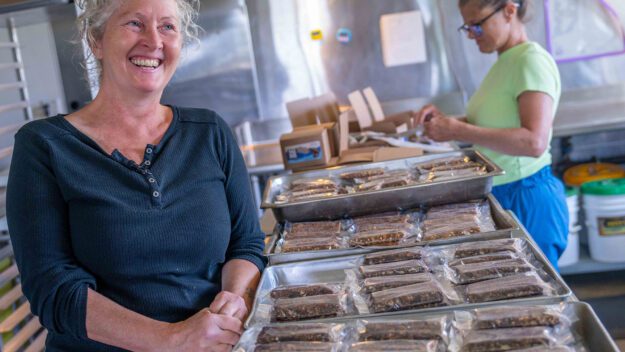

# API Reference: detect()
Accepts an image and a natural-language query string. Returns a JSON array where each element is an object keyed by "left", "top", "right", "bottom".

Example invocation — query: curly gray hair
[{"left": 75, "top": 0, "right": 201, "bottom": 81}]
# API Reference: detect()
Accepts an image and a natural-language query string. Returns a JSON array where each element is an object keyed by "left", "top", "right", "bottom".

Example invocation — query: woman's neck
[{"left": 498, "top": 25, "right": 528, "bottom": 55}]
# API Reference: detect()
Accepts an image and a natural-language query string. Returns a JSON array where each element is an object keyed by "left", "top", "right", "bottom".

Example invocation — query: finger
[
  {"left": 213, "top": 328, "right": 241, "bottom": 346},
  {"left": 209, "top": 294, "right": 228, "bottom": 314},
  {"left": 215, "top": 314, "right": 244, "bottom": 334},
  {"left": 218, "top": 300, "right": 244, "bottom": 320}
]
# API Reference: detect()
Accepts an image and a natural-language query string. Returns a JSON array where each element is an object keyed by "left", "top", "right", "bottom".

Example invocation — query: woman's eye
[
  {"left": 162, "top": 24, "right": 176, "bottom": 31},
  {"left": 128, "top": 20, "right": 142, "bottom": 27}
]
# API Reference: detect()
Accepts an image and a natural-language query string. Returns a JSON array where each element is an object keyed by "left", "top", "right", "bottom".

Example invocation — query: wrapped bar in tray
[
  {"left": 348, "top": 229, "right": 413, "bottom": 247},
  {"left": 349, "top": 339, "right": 439, "bottom": 352},
  {"left": 422, "top": 200, "right": 496, "bottom": 241},
  {"left": 280, "top": 236, "right": 343, "bottom": 253},
  {"left": 339, "top": 168, "right": 387, "bottom": 182},
  {"left": 361, "top": 273, "right": 434, "bottom": 293},
  {"left": 270, "top": 283, "right": 342, "bottom": 299},
  {"left": 362, "top": 247, "right": 423, "bottom": 265},
  {"left": 272, "top": 294, "right": 346, "bottom": 322},
  {"left": 450, "top": 258, "right": 535, "bottom": 284},
  {"left": 285, "top": 220, "right": 343, "bottom": 239},
  {"left": 256, "top": 323, "right": 344, "bottom": 343},
  {"left": 448, "top": 252, "right": 519, "bottom": 267},
  {"left": 472, "top": 305, "right": 568, "bottom": 329},
  {"left": 462, "top": 272, "right": 554, "bottom": 303},
  {"left": 368, "top": 281, "right": 446, "bottom": 313},
  {"left": 359, "top": 259, "right": 429, "bottom": 278},
  {"left": 253, "top": 342, "right": 339, "bottom": 352},
  {"left": 352, "top": 213, "right": 414, "bottom": 232},
  {"left": 453, "top": 238, "right": 524, "bottom": 259},
  {"left": 460, "top": 326, "right": 558, "bottom": 352},
  {"left": 355, "top": 317, "right": 446, "bottom": 341}
]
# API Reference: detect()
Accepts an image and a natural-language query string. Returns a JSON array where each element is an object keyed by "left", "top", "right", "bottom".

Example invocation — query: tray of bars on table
[
  {"left": 264, "top": 195, "right": 519, "bottom": 264},
  {"left": 247, "top": 229, "right": 572, "bottom": 328},
  {"left": 261, "top": 149, "right": 504, "bottom": 222}
]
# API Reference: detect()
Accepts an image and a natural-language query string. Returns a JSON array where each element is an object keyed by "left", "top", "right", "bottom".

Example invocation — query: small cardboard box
[{"left": 280, "top": 124, "right": 334, "bottom": 171}]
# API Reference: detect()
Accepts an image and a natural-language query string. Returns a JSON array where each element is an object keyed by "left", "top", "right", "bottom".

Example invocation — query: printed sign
[
  {"left": 285, "top": 141, "right": 323, "bottom": 164},
  {"left": 598, "top": 216, "right": 625, "bottom": 236}
]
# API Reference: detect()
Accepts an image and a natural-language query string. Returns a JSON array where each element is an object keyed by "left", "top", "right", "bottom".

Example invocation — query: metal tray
[
  {"left": 265, "top": 194, "right": 519, "bottom": 265},
  {"left": 246, "top": 229, "right": 572, "bottom": 328},
  {"left": 262, "top": 149, "right": 504, "bottom": 222},
  {"left": 236, "top": 302, "right": 619, "bottom": 352}
]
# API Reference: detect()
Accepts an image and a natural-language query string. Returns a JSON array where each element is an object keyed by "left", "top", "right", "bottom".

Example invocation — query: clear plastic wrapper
[
  {"left": 280, "top": 236, "right": 344, "bottom": 253},
  {"left": 368, "top": 280, "right": 447, "bottom": 313},
  {"left": 424, "top": 200, "right": 485, "bottom": 220},
  {"left": 448, "top": 252, "right": 519, "bottom": 267},
  {"left": 290, "top": 178, "right": 339, "bottom": 192},
  {"left": 354, "top": 169, "right": 413, "bottom": 184},
  {"left": 349, "top": 339, "right": 439, "bottom": 352},
  {"left": 508, "top": 346, "right": 578, "bottom": 352},
  {"left": 270, "top": 283, "right": 343, "bottom": 299},
  {"left": 413, "top": 156, "right": 471, "bottom": 172},
  {"left": 256, "top": 323, "right": 345, "bottom": 343},
  {"left": 361, "top": 273, "right": 434, "bottom": 293},
  {"left": 348, "top": 229, "right": 416, "bottom": 248},
  {"left": 253, "top": 342, "right": 340, "bottom": 352},
  {"left": 352, "top": 213, "right": 416, "bottom": 232},
  {"left": 462, "top": 272, "right": 554, "bottom": 303},
  {"left": 449, "top": 258, "right": 536, "bottom": 284},
  {"left": 422, "top": 200, "right": 496, "bottom": 241},
  {"left": 453, "top": 238, "right": 525, "bottom": 259},
  {"left": 354, "top": 176, "right": 414, "bottom": 192},
  {"left": 272, "top": 293, "right": 348, "bottom": 322},
  {"left": 339, "top": 168, "right": 387, "bottom": 181},
  {"left": 362, "top": 247, "right": 423, "bottom": 265},
  {"left": 355, "top": 317, "right": 446, "bottom": 341},
  {"left": 471, "top": 305, "right": 570, "bottom": 329},
  {"left": 285, "top": 220, "right": 343, "bottom": 238},
  {"left": 359, "top": 259, "right": 429, "bottom": 278},
  {"left": 460, "top": 326, "right": 559, "bottom": 352}
]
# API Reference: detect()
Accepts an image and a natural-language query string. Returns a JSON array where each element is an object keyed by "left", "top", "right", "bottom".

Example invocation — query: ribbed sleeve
[{"left": 7, "top": 129, "right": 97, "bottom": 339}]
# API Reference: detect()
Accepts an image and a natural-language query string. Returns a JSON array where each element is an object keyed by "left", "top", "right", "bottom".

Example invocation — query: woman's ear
[{"left": 503, "top": 2, "right": 518, "bottom": 21}]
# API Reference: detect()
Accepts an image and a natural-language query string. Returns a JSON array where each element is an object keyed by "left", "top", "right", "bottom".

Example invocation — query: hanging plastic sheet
[{"left": 545, "top": 0, "right": 625, "bottom": 63}]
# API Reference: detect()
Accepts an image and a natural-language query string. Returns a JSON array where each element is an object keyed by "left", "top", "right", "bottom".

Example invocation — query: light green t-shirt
[{"left": 466, "top": 42, "right": 561, "bottom": 186}]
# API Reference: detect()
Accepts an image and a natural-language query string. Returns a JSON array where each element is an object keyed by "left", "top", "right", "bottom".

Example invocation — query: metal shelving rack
[{"left": 0, "top": 17, "right": 34, "bottom": 233}]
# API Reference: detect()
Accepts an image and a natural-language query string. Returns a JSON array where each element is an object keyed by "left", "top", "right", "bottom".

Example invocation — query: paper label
[
  {"left": 285, "top": 141, "right": 323, "bottom": 164},
  {"left": 598, "top": 216, "right": 625, "bottom": 236}
]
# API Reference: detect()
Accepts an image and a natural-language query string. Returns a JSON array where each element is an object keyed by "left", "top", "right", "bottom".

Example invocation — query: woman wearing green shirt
[{"left": 415, "top": 0, "right": 568, "bottom": 269}]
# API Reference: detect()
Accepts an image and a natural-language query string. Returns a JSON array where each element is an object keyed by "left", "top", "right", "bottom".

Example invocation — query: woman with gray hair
[{"left": 6, "top": 0, "right": 266, "bottom": 350}]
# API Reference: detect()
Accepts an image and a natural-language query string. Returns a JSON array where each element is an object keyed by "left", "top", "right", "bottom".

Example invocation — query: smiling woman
[{"left": 6, "top": 1, "right": 266, "bottom": 351}]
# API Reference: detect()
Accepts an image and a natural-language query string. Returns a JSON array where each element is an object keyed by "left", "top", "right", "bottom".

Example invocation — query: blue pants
[{"left": 492, "top": 166, "right": 568, "bottom": 271}]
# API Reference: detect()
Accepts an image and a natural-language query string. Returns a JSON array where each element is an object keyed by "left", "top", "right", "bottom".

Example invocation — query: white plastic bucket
[
  {"left": 558, "top": 225, "right": 580, "bottom": 267},
  {"left": 566, "top": 193, "right": 579, "bottom": 229},
  {"left": 582, "top": 178, "right": 625, "bottom": 263}
]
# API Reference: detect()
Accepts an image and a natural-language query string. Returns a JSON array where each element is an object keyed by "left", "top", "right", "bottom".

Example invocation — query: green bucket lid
[
  {"left": 565, "top": 187, "right": 579, "bottom": 197},
  {"left": 581, "top": 178, "right": 625, "bottom": 196}
]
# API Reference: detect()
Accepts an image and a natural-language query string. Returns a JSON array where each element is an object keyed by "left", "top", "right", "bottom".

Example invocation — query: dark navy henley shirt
[{"left": 6, "top": 106, "right": 266, "bottom": 351}]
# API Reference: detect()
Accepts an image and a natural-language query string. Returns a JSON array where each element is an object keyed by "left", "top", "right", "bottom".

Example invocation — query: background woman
[{"left": 415, "top": 0, "right": 568, "bottom": 269}]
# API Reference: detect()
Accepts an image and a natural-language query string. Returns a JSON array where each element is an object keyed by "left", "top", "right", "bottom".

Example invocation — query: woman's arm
[
  {"left": 209, "top": 259, "right": 260, "bottom": 320},
  {"left": 87, "top": 289, "right": 242, "bottom": 352},
  {"left": 423, "top": 91, "right": 553, "bottom": 157}
]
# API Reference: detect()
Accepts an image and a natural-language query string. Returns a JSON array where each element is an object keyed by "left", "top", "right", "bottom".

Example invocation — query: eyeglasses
[{"left": 458, "top": 4, "right": 507, "bottom": 37}]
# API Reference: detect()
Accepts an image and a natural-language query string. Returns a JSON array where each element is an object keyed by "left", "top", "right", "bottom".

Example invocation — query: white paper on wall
[{"left": 380, "top": 10, "right": 427, "bottom": 67}]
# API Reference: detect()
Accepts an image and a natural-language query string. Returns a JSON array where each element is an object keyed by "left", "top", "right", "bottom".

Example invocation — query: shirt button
[
  {"left": 144, "top": 160, "right": 151, "bottom": 166},
  {"left": 148, "top": 177, "right": 156, "bottom": 183},
  {"left": 146, "top": 147, "right": 153, "bottom": 154},
  {"left": 152, "top": 191, "right": 160, "bottom": 198}
]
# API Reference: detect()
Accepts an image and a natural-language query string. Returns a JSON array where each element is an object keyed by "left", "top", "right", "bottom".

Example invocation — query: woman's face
[
  {"left": 93, "top": 0, "right": 182, "bottom": 96},
  {"left": 459, "top": 1, "right": 512, "bottom": 54}
]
